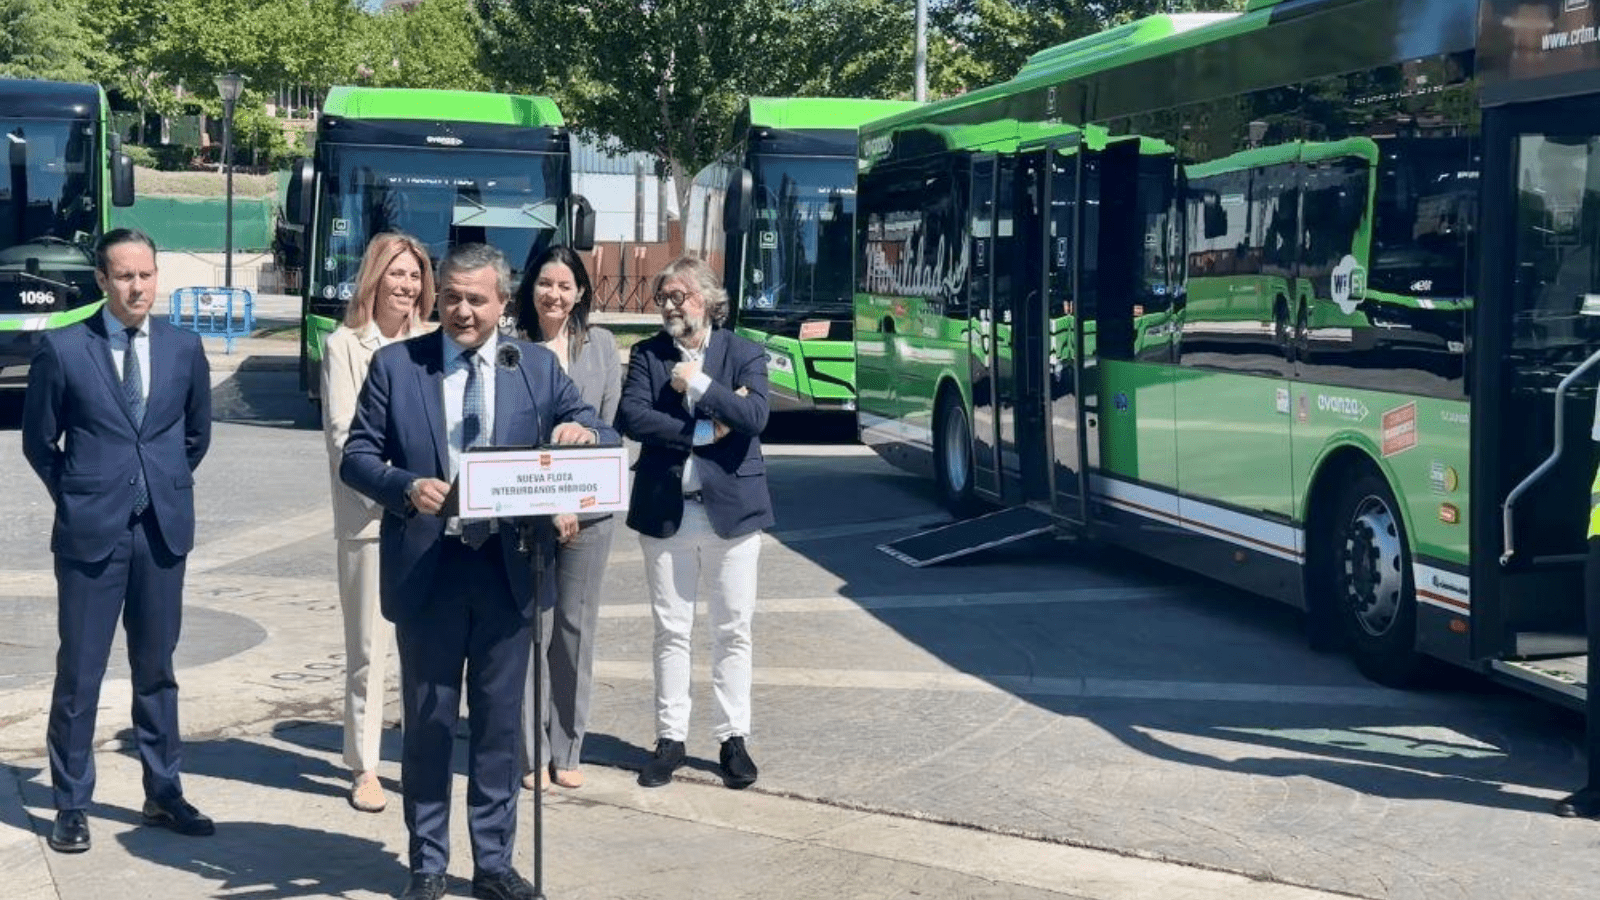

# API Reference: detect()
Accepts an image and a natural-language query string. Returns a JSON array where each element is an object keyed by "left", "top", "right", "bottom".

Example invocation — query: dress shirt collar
[
  {"left": 444, "top": 329, "right": 499, "bottom": 370},
  {"left": 102, "top": 306, "right": 149, "bottom": 340}
]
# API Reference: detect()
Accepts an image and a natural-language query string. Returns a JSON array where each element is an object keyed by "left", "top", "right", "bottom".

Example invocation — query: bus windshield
[
  {"left": 742, "top": 154, "right": 858, "bottom": 315},
  {"left": 0, "top": 118, "right": 97, "bottom": 251},
  {"left": 314, "top": 145, "right": 567, "bottom": 302},
  {"left": 1369, "top": 137, "right": 1478, "bottom": 298}
]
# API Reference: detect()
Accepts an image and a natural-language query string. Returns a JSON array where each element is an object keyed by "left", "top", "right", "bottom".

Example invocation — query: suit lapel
[
  {"left": 703, "top": 328, "right": 727, "bottom": 382},
  {"left": 492, "top": 354, "right": 528, "bottom": 446},
  {"left": 416, "top": 336, "right": 450, "bottom": 477}
]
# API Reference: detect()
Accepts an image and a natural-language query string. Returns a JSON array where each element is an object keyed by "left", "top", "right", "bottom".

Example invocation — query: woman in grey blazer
[
  {"left": 322, "top": 232, "right": 436, "bottom": 812},
  {"left": 515, "top": 244, "right": 620, "bottom": 789}
]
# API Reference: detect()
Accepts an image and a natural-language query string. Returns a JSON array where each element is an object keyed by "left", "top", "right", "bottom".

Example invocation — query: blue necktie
[
  {"left": 122, "top": 327, "right": 149, "bottom": 517},
  {"left": 461, "top": 349, "right": 490, "bottom": 549}
]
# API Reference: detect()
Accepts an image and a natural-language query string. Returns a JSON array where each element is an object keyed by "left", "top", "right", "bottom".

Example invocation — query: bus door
[
  {"left": 1473, "top": 99, "right": 1600, "bottom": 688},
  {"left": 1041, "top": 137, "right": 1091, "bottom": 524},
  {"left": 968, "top": 154, "right": 1003, "bottom": 501}
]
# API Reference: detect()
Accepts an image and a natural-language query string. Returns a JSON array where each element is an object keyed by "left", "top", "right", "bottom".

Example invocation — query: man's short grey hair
[
  {"left": 651, "top": 255, "right": 729, "bottom": 325},
  {"left": 439, "top": 243, "right": 512, "bottom": 298}
]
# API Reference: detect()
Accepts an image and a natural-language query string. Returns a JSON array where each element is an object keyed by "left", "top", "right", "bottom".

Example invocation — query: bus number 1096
[{"left": 19, "top": 290, "right": 56, "bottom": 307}]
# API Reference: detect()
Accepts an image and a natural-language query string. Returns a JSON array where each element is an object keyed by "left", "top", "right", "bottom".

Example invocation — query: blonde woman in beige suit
[{"left": 321, "top": 232, "right": 436, "bottom": 812}]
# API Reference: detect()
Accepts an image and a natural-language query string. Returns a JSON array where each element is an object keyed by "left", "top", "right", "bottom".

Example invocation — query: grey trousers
[{"left": 522, "top": 515, "right": 615, "bottom": 772}]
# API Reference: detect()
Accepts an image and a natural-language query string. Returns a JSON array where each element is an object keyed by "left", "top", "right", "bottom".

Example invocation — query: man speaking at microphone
[{"left": 341, "top": 243, "right": 615, "bottom": 900}]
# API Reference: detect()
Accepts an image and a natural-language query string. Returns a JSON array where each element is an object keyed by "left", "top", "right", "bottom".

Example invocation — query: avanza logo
[
  {"left": 1316, "top": 394, "right": 1369, "bottom": 422},
  {"left": 1430, "top": 575, "right": 1468, "bottom": 596}
]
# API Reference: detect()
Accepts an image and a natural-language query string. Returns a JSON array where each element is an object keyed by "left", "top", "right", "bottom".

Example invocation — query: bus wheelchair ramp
[
  {"left": 1490, "top": 654, "right": 1588, "bottom": 710},
  {"left": 878, "top": 506, "right": 1056, "bottom": 568}
]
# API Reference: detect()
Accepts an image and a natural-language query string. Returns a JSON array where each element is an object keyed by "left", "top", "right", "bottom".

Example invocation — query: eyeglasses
[{"left": 654, "top": 290, "right": 698, "bottom": 308}]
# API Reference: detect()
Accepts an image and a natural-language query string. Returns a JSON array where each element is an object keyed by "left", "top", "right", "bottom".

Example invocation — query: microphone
[{"left": 496, "top": 342, "right": 522, "bottom": 370}]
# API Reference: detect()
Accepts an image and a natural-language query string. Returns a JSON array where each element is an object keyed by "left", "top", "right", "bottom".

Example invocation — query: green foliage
[
  {"left": 0, "top": 0, "right": 94, "bottom": 83},
  {"left": 355, "top": 0, "right": 488, "bottom": 91},
  {"left": 122, "top": 144, "right": 159, "bottom": 168}
]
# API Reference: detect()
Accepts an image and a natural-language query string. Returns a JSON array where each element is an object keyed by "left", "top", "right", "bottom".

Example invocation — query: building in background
[{"left": 572, "top": 138, "right": 677, "bottom": 313}]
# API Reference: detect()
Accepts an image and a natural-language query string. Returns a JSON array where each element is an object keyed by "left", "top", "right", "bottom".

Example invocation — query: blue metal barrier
[{"left": 169, "top": 286, "right": 254, "bottom": 354}]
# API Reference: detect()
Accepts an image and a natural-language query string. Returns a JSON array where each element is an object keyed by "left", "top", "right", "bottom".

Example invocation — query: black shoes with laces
[
  {"left": 638, "top": 738, "right": 686, "bottom": 787},
  {"left": 719, "top": 736, "right": 759, "bottom": 789}
]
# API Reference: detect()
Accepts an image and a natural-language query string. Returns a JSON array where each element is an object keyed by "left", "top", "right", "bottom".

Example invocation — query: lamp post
[{"left": 214, "top": 73, "right": 246, "bottom": 288}]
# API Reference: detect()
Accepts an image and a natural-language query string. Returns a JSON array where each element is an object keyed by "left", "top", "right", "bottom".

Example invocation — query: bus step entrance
[
  {"left": 877, "top": 507, "right": 1056, "bottom": 568},
  {"left": 1489, "top": 657, "right": 1587, "bottom": 711}
]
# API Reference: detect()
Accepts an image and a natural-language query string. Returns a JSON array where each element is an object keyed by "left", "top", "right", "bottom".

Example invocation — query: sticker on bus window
[
  {"left": 332, "top": 218, "right": 351, "bottom": 237},
  {"left": 759, "top": 231, "right": 777, "bottom": 249},
  {"left": 799, "top": 320, "right": 830, "bottom": 341}
]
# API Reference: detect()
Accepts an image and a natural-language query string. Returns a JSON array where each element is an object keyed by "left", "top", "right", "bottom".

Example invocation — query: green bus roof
[
  {"left": 746, "top": 97, "right": 921, "bottom": 131},
  {"left": 1183, "top": 136, "right": 1381, "bottom": 180},
  {"left": 863, "top": 12, "right": 1249, "bottom": 146},
  {"left": 321, "top": 86, "right": 564, "bottom": 127}
]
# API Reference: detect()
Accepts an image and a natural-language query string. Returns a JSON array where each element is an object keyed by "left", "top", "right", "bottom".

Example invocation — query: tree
[
  {"left": 356, "top": 0, "right": 489, "bottom": 91},
  {"left": 0, "top": 0, "right": 94, "bottom": 83},
  {"left": 480, "top": 0, "right": 802, "bottom": 216}
]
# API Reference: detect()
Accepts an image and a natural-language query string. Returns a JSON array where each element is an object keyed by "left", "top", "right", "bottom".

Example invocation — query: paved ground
[{"left": 0, "top": 299, "right": 1595, "bottom": 900}]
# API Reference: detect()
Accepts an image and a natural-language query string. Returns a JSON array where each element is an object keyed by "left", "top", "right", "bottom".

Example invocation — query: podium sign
[{"left": 458, "top": 445, "right": 629, "bottom": 518}]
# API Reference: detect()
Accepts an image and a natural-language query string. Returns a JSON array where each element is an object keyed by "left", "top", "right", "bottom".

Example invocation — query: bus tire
[
  {"left": 934, "top": 387, "right": 979, "bottom": 517},
  {"left": 1330, "top": 470, "right": 1422, "bottom": 687}
]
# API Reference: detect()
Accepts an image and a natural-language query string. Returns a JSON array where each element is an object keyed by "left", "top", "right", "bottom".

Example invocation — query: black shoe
[
  {"left": 638, "top": 738, "right": 686, "bottom": 787},
  {"left": 719, "top": 736, "right": 759, "bottom": 789},
  {"left": 471, "top": 867, "right": 537, "bottom": 900},
  {"left": 1554, "top": 786, "right": 1600, "bottom": 818},
  {"left": 141, "top": 795, "right": 216, "bottom": 836},
  {"left": 47, "top": 809, "right": 90, "bottom": 853},
  {"left": 398, "top": 872, "right": 447, "bottom": 900}
]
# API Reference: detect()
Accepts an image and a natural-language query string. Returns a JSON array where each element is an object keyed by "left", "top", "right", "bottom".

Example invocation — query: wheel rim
[
  {"left": 1340, "top": 494, "right": 1405, "bottom": 637},
  {"left": 941, "top": 406, "right": 971, "bottom": 495}
]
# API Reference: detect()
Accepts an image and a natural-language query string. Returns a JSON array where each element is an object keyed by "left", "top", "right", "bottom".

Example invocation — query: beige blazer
[{"left": 323, "top": 322, "right": 390, "bottom": 540}]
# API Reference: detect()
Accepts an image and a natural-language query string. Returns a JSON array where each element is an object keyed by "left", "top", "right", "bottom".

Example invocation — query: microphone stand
[{"left": 514, "top": 517, "right": 550, "bottom": 900}]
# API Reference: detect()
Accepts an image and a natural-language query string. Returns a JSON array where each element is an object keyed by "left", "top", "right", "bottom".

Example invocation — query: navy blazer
[
  {"left": 340, "top": 334, "right": 617, "bottom": 624},
  {"left": 616, "top": 328, "right": 774, "bottom": 540},
  {"left": 22, "top": 313, "right": 212, "bottom": 561}
]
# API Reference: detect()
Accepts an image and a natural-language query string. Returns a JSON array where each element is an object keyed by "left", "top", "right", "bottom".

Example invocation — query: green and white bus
[
  {"left": 285, "top": 86, "right": 592, "bottom": 399},
  {"left": 855, "top": 0, "right": 1599, "bottom": 704},
  {"left": 0, "top": 79, "right": 134, "bottom": 391},
  {"left": 686, "top": 97, "right": 917, "bottom": 414}
]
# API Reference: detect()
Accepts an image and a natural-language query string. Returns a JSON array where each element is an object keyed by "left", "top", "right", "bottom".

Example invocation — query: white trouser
[
  {"left": 336, "top": 537, "right": 395, "bottom": 773},
  {"left": 639, "top": 500, "right": 760, "bottom": 742}
]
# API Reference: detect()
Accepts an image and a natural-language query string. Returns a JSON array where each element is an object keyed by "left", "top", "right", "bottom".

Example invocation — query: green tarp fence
[{"left": 112, "top": 197, "right": 275, "bottom": 253}]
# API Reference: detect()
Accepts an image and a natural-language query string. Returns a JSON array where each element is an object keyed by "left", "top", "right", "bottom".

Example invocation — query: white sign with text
[{"left": 458, "top": 446, "right": 630, "bottom": 518}]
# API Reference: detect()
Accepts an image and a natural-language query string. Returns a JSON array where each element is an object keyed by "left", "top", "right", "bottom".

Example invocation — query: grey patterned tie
[
  {"left": 122, "top": 327, "right": 149, "bottom": 516},
  {"left": 460, "top": 349, "right": 490, "bottom": 549}
]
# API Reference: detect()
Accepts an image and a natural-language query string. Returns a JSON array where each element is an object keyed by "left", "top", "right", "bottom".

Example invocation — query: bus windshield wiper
[{"left": 0, "top": 268, "right": 81, "bottom": 296}]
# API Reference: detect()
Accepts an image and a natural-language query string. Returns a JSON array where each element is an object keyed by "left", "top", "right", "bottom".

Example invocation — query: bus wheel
[
  {"left": 935, "top": 389, "right": 978, "bottom": 517},
  {"left": 1332, "top": 471, "right": 1421, "bottom": 686}
]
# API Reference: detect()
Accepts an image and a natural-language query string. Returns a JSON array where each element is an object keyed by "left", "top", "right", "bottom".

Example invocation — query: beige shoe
[
  {"left": 551, "top": 768, "right": 584, "bottom": 789},
  {"left": 521, "top": 769, "right": 551, "bottom": 791},
  {"left": 350, "top": 772, "right": 386, "bottom": 813}
]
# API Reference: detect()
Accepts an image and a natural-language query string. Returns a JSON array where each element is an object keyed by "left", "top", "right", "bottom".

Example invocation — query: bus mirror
[
  {"left": 569, "top": 194, "right": 596, "bottom": 251},
  {"left": 724, "top": 167, "right": 754, "bottom": 234},
  {"left": 110, "top": 151, "right": 135, "bottom": 207},
  {"left": 286, "top": 157, "right": 314, "bottom": 226},
  {"left": 1203, "top": 198, "right": 1227, "bottom": 239}
]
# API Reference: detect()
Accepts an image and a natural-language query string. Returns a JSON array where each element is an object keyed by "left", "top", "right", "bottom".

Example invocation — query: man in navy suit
[
  {"left": 341, "top": 243, "right": 615, "bottom": 900},
  {"left": 22, "top": 229, "right": 214, "bottom": 853},
  {"left": 616, "top": 255, "right": 774, "bottom": 791}
]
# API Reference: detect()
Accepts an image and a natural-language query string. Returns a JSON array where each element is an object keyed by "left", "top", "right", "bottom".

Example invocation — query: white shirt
[
  {"left": 676, "top": 335, "right": 712, "bottom": 494},
  {"left": 442, "top": 330, "right": 498, "bottom": 535},
  {"left": 104, "top": 307, "right": 150, "bottom": 399}
]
